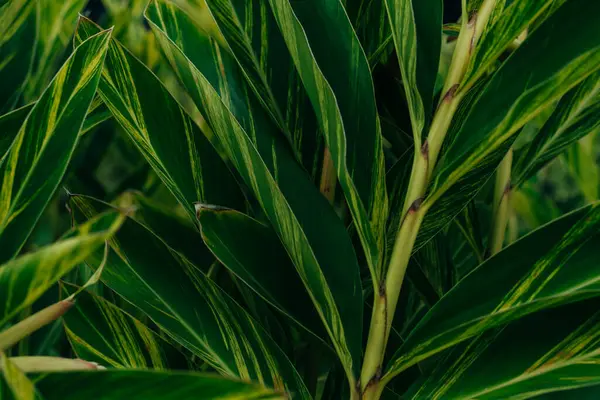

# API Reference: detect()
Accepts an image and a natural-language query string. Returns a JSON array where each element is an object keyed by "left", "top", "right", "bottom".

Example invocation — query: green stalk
[
  {"left": 488, "top": 149, "right": 513, "bottom": 256},
  {"left": 359, "top": 1, "right": 498, "bottom": 397}
]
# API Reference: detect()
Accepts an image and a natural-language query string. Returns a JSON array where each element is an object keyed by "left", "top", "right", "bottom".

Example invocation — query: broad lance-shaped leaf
[
  {"left": 418, "top": 0, "right": 600, "bottom": 248},
  {"left": 343, "top": 0, "right": 393, "bottom": 64},
  {"left": 514, "top": 70, "right": 600, "bottom": 186},
  {"left": 73, "top": 17, "right": 245, "bottom": 223},
  {"left": 266, "top": 0, "right": 388, "bottom": 284},
  {"left": 462, "top": 0, "right": 566, "bottom": 90},
  {"left": 384, "top": 0, "right": 442, "bottom": 140},
  {"left": 0, "top": 104, "right": 33, "bottom": 164},
  {"left": 28, "top": 370, "right": 284, "bottom": 400},
  {"left": 408, "top": 299, "right": 600, "bottom": 399},
  {"left": 145, "top": 1, "right": 363, "bottom": 381},
  {"left": 0, "top": 29, "right": 112, "bottom": 264},
  {"left": 62, "top": 284, "right": 188, "bottom": 370},
  {"left": 0, "top": 0, "right": 38, "bottom": 113},
  {"left": 201, "top": 0, "right": 322, "bottom": 179},
  {"left": 197, "top": 207, "right": 329, "bottom": 347},
  {"left": 383, "top": 203, "right": 600, "bottom": 381},
  {"left": 70, "top": 196, "right": 310, "bottom": 398},
  {"left": 23, "top": 0, "right": 88, "bottom": 99},
  {"left": 0, "top": 211, "right": 124, "bottom": 330}
]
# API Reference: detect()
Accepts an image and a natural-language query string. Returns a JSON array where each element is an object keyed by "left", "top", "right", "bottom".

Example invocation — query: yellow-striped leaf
[
  {"left": 0, "top": 29, "right": 112, "bottom": 264},
  {"left": 70, "top": 196, "right": 310, "bottom": 398},
  {"left": 0, "top": 352, "right": 38, "bottom": 400},
  {"left": 145, "top": 0, "right": 363, "bottom": 382},
  {"left": 0, "top": 211, "right": 123, "bottom": 331},
  {"left": 73, "top": 17, "right": 245, "bottom": 223},
  {"left": 0, "top": 104, "right": 33, "bottom": 165},
  {"left": 62, "top": 284, "right": 188, "bottom": 370},
  {"left": 384, "top": 203, "right": 600, "bottom": 382}
]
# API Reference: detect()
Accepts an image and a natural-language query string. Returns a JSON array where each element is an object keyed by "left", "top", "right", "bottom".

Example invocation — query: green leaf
[
  {"left": 70, "top": 196, "right": 310, "bottom": 398},
  {"left": 0, "top": 104, "right": 33, "bottom": 164},
  {"left": 197, "top": 206, "right": 328, "bottom": 347},
  {"left": 62, "top": 284, "right": 187, "bottom": 370},
  {"left": 30, "top": 370, "right": 284, "bottom": 399},
  {"left": 384, "top": 203, "right": 600, "bottom": 381},
  {"left": 409, "top": 299, "right": 600, "bottom": 399},
  {"left": 80, "top": 97, "right": 112, "bottom": 137},
  {"left": 201, "top": 0, "right": 322, "bottom": 179},
  {"left": 384, "top": 0, "right": 442, "bottom": 139},
  {"left": 343, "top": 0, "right": 393, "bottom": 64},
  {"left": 514, "top": 70, "right": 600, "bottom": 186},
  {"left": 266, "top": 0, "right": 389, "bottom": 284},
  {"left": 73, "top": 17, "right": 245, "bottom": 222},
  {"left": 0, "top": 29, "right": 112, "bottom": 264},
  {"left": 0, "top": 211, "right": 123, "bottom": 331},
  {"left": 0, "top": 0, "right": 38, "bottom": 113},
  {"left": 422, "top": 0, "right": 600, "bottom": 247},
  {"left": 0, "top": 352, "right": 39, "bottom": 400},
  {"left": 145, "top": 0, "right": 363, "bottom": 381},
  {"left": 24, "top": 0, "right": 88, "bottom": 100},
  {"left": 562, "top": 134, "right": 600, "bottom": 203},
  {"left": 462, "top": 0, "right": 566, "bottom": 90}
]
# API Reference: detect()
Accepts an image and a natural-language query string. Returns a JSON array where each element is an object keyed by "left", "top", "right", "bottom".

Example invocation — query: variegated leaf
[
  {"left": 0, "top": 211, "right": 124, "bottom": 331},
  {"left": 420, "top": 0, "right": 600, "bottom": 248},
  {"left": 0, "top": 29, "right": 112, "bottom": 264},
  {"left": 62, "top": 284, "right": 188, "bottom": 370},
  {"left": 0, "top": 104, "right": 33, "bottom": 165},
  {"left": 343, "top": 0, "right": 393, "bottom": 64},
  {"left": 0, "top": 352, "right": 38, "bottom": 400},
  {"left": 409, "top": 299, "right": 600, "bottom": 399},
  {"left": 266, "top": 0, "right": 388, "bottom": 285},
  {"left": 514, "top": 70, "right": 600, "bottom": 186},
  {"left": 384, "top": 203, "right": 600, "bottom": 382},
  {"left": 384, "top": 0, "right": 442, "bottom": 141},
  {"left": 70, "top": 196, "right": 310, "bottom": 398},
  {"left": 74, "top": 17, "right": 245, "bottom": 223},
  {"left": 145, "top": 1, "right": 363, "bottom": 382},
  {"left": 30, "top": 370, "right": 285, "bottom": 399}
]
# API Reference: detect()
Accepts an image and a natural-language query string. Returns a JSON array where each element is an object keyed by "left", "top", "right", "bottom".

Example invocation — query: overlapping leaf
[
  {"left": 0, "top": 352, "right": 38, "bottom": 400},
  {"left": 384, "top": 203, "right": 600, "bottom": 381},
  {"left": 74, "top": 17, "right": 245, "bottom": 223},
  {"left": 0, "top": 104, "right": 33, "bottom": 164},
  {"left": 409, "top": 299, "right": 600, "bottom": 399},
  {"left": 384, "top": 0, "right": 442, "bottom": 141},
  {"left": 62, "top": 285, "right": 187, "bottom": 370},
  {"left": 201, "top": 0, "right": 322, "bottom": 178},
  {"left": 0, "top": 211, "right": 123, "bottom": 330},
  {"left": 419, "top": 0, "right": 600, "bottom": 247},
  {"left": 70, "top": 196, "right": 310, "bottom": 398},
  {"left": 197, "top": 207, "right": 328, "bottom": 346},
  {"left": 0, "top": 29, "right": 112, "bottom": 264},
  {"left": 30, "top": 370, "right": 284, "bottom": 399},
  {"left": 145, "top": 1, "right": 363, "bottom": 381},
  {"left": 515, "top": 70, "right": 600, "bottom": 185},
  {"left": 343, "top": 0, "right": 393, "bottom": 64},
  {"left": 0, "top": 0, "right": 38, "bottom": 113},
  {"left": 266, "top": 0, "right": 388, "bottom": 284}
]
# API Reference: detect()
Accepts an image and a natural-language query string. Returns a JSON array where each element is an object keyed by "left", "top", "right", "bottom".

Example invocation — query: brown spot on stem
[
  {"left": 409, "top": 197, "right": 424, "bottom": 213},
  {"left": 443, "top": 84, "right": 459, "bottom": 102}
]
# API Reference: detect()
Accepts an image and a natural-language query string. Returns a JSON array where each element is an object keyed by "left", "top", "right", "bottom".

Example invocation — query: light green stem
[
  {"left": 489, "top": 149, "right": 513, "bottom": 256},
  {"left": 359, "top": 0, "right": 498, "bottom": 396}
]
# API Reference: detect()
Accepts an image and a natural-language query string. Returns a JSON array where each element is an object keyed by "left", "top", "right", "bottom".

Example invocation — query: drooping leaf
[
  {"left": 384, "top": 0, "right": 442, "bottom": 139},
  {"left": 145, "top": 1, "right": 363, "bottom": 381},
  {"left": 0, "top": 29, "right": 112, "bottom": 264},
  {"left": 266, "top": 0, "right": 389, "bottom": 284},
  {"left": 408, "top": 299, "right": 600, "bottom": 399},
  {"left": 73, "top": 16, "right": 245, "bottom": 223},
  {"left": 0, "top": 211, "right": 123, "bottom": 330},
  {"left": 514, "top": 70, "right": 600, "bottom": 186},
  {"left": 31, "top": 370, "right": 285, "bottom": 399},
  {"left": 70, "top": 196, "right": 310, "bottom": 398},
  {"left": 384, "top": 203, "right": 600, "bottom": 381},
  {"left": 420, "top": 0, "right": 600, "bottom": 248},
  {"left": 197, "top": 206, "right": 328, "bottom": 347},
  {"left": 62, "top": 284, "right": 188, "bottom": 370},
  {"left": 0, "top": 0, "right": 38, "bottom": 113}
]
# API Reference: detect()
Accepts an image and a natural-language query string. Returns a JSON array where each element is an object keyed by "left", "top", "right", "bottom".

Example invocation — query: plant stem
[
  {"left": 359, "top": 0, "right": 499, "bottom": 396},
  {"left": 488, "top": 149, "right": 513, "bottom": 256}
]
